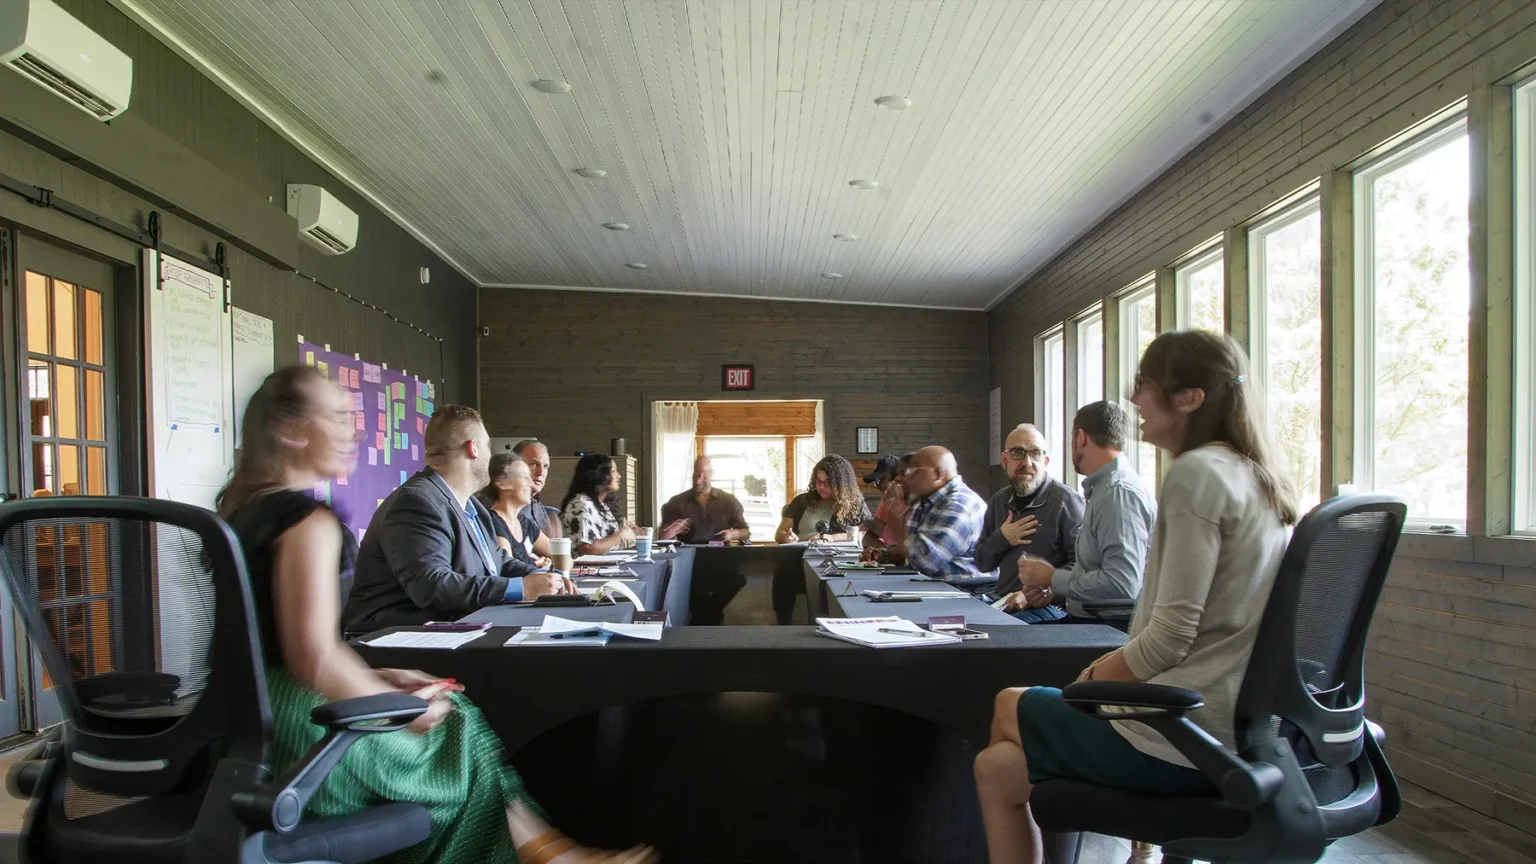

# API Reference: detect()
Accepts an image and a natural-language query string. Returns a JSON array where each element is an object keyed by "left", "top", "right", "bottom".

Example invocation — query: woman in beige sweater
[{"left": 974, "top": 330, "right": 1298, "bottom": 864}]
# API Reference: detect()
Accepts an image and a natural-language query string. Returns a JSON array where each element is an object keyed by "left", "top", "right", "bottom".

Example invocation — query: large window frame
[
  {"left": 1074, "top": 305, "right": 1104, "bottom": 410},
  {"left": 1249, "top": 196, "right": 1324, "bottom": 510},
  {"left": 1034, "top": 326, "right": 1066, "bottom": 481},
  {"left": 1175, "top": 244, "right": 1225, "bottom": 332},
  {"left": 1515, "top": 78, "right": 1536, "bottom": 534},
  {"left": 1117, "top": 280, "right": 1158, "bottom": 490},
  {"left": 1352, "top": 115, "right": 1470, "bottom": 531}
]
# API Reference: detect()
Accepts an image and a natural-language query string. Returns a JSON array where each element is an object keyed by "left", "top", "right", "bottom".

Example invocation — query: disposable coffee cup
[{"left": 549, "top": 537, "right": 573, "bottom": 572}]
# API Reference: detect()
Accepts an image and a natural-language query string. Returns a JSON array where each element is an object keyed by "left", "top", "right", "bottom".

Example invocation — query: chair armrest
[
  {"left": 233, "top": 693, "right": 428, "bottom": 834},
  {"left": 1061, "top": 681, "right": 1284, "bottom": 810},
  {"left": 5, "top": 728, "right": 60, "bottom": 800},
  {"left": 311, "top": 692, "right": 430, "bottom": 728},
  {"left": 1063, "top": 681, "right": 1203, "bottom": 712}
]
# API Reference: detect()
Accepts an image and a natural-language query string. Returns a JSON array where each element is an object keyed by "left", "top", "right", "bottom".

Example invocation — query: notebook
[{"left": 814, "top": 616, "right": 962, "bottom": 648}]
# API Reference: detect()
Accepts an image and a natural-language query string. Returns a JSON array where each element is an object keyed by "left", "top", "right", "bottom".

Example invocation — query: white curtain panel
[
  {"left": 793, "top": 401, "right": 826, "bottom": 495},
  {"left": 652, "top": 401, "right": 699, "bottom": 520}
]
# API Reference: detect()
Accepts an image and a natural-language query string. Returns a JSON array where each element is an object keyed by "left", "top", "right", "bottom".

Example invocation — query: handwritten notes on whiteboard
[
  {"left": 162, "top": 263, "right": 224, "bottom": 427},
  {"left": 232, "top": 307, "right": 275, "bottom": 447}
]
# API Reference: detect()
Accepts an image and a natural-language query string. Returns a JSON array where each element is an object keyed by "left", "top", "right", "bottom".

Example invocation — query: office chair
[
  {"left": 1031, "top": 494, "right": 1406, "bottom": 864},
  {"left": 0, "top": 497, "right": 433, "bottom": 863}
]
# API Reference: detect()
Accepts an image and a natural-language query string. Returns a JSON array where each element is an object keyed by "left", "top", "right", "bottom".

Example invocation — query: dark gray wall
[
  {"left": 0, "top": 0, "right": 477, "bottom": 404},
  {"left": 480, "top": 289, "right": 990, "bottom": 523}
]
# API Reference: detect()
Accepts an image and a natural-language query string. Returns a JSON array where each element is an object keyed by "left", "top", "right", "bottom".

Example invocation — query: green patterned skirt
[{"left": 266, "top": 668, "right": 536, "bottom": 863}]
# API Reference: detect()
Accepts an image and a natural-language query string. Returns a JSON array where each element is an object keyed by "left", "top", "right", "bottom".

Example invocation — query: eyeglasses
[{"left": 1003, "top": 448, "right": 1047, "bottom": 462}]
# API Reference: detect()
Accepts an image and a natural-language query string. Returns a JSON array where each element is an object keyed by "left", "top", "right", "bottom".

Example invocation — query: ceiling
[{"left": 116, "top": 0, "right": 1379, "bottom": 310}]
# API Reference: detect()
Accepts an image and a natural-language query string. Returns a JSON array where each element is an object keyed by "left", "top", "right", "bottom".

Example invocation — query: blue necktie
[{"left": 463, "top": 502, "right": 497, "bottom": 573}]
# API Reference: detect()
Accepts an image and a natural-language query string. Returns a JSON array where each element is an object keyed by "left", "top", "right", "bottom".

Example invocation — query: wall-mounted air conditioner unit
[
  {"left": 0, "top": 0, "right": 133, "bottom": 121},
  {"left": 286, "top": 184, "right": 359, "bottom": 255}
]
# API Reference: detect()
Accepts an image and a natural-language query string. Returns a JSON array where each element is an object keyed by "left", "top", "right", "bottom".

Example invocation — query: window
[
  {"left": 1075, "top": 309, "right": 1104, "bottom": 408},
  {"left": 1176, "top": 246, "right": 1225, "bottom": 332},
  {"left": 1118, "top": 282, "right": 1158, "bottom": 490},
  {"left": 1036, "top": 328, "right": 1065, "bottom": 479},
  {"left": 1250, "top": 198, "right": 1323, "bottom": 511},
  {"left": 702, "top": 436, "right": 786, "bottom": 541},
  {"left": 1354, "top": 119, "right": 1469, "bottom": 529},
  {"left": 1516, "top": 80, "right": 1536, "bottom": 533}
]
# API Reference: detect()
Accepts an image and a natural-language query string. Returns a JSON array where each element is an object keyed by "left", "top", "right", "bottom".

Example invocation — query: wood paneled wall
[
  {"left": 985, "top": 0, "right": 1536, "bottom": 828},
  {"left": 479, "top": 289, "right": 989, "bottom": 522},
  {"left": 0, "top": 0, "right": 478, "bottom": 409}
]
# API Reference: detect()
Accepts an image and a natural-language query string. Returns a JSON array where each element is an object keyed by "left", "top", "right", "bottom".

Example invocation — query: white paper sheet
[
  {"left": 364, "top": 630, "right": 485, "bottom": 649},
  {"left": 539, "top": 615, "right": 663, "bottom": 641}
]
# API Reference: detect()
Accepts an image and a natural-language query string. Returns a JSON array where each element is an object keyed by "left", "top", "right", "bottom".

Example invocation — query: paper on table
[
  {"left": 575, "top": 553, "right": 633, "bottom": 564},
  {"left": 365, "top": 630, "right": 486, "bottom": 649},
  {"left": 814, "top": 616, "right": 961, "bottom": 648},
  {"left": 539, "top": 615, "right": 663, "bottom": 641}
]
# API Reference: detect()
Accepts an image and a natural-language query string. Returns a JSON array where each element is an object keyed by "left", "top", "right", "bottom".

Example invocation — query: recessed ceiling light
[
  {"left": 625, "top": 262, "right": 649, "bottom": 270},
  {"left": 848, "top": 179, "right": 879, "bottom": 190},
  {"left": 822, "top": 272, "right": 843, "bottom": 279},
  {"left": 573, "top": 168, "right": 607, "bottom": 179},
  {"left": 532, "top": 79, "right": 571, "bottom": 94},
  {"left": 603, "top": 222, "right": 630, "bottom": 231},
  {"left": 833, "top": 233, "right": 858, "bottom": 241},
  {"left": 874, "top": 95, "right": 911, "bottom": 110}
]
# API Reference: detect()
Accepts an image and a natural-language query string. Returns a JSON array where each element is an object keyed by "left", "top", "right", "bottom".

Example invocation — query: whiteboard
[
  {"left": 232, "top": 307, "right": 274, "bottom": 448},
  {"left": 143, "top": 250, "right": 235, "bottom": 511}
]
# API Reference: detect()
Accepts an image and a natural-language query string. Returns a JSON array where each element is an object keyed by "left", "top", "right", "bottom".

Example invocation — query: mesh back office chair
[
  {"left": 1031, "top": 494, "right": 1406, "bottom": 864},
  {"left": 0, "top": 497, "right": 433, "bottom": 863}
]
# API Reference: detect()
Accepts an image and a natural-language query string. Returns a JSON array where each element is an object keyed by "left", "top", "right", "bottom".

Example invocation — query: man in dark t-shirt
[{"left": 659, "top": 456, "right": 750, "bottom": 543}]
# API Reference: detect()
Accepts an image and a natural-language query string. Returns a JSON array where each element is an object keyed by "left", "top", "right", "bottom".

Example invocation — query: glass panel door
[{"left": 13, "top": 235, "right": 118, "bottom": 730}]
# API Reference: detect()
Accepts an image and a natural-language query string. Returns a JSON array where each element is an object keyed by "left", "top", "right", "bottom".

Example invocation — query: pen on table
[{"left": 878, "top": 627, "right": 933, "bottom": 638}]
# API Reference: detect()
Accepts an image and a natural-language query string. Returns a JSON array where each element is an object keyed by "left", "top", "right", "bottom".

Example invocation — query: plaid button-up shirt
[{"left": 905, "top": 476, "right": 993, "bottom": 580}]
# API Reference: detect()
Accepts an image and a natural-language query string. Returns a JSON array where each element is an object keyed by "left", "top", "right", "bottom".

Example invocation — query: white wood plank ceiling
[{"left": 117, "top": 0, "right": 1378, "bottom": 310}]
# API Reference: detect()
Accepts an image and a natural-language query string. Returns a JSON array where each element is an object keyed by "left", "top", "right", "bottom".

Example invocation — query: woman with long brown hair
[
  {"left": 974, "top": 330, "right": 1297, "bottom": 864},
  {"left": 774, "top": 454, "right": 871, "bottom": 543},
  {"left": 219, "top": 366, "right": 652, "bottom": 864}
]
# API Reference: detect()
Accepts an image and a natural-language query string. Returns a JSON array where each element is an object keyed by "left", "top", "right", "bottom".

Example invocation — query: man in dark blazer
[{"left": 343, "top": 405, "right": 571, "bottom": 633}]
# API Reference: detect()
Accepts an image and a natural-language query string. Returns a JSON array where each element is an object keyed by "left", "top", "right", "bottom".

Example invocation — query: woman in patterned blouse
[{"left": 559, "top": 453, "right": 639, "bottom": 556}]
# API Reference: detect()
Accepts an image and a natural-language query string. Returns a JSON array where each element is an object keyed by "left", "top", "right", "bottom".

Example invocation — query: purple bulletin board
[{"left": 299, "top": 339, "right": 436, "bottom": 541}]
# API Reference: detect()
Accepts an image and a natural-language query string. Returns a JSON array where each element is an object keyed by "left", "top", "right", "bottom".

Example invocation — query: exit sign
[{"left": 722, "top": 364, "right": 755, "bottom": 391}]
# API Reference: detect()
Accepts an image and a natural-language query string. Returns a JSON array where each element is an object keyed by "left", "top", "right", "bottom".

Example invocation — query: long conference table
[{"left": 353, "top": 542, "right": 1124, "bottom": 862}]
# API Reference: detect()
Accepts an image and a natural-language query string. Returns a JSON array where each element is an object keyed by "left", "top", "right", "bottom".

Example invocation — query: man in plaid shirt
[{"left": 887, "top": 446, "right": 995, "bottom": 581}]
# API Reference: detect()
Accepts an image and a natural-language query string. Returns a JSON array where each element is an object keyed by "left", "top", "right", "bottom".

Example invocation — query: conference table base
[{"left": 355, "top": 623, "right": 1123, "bottom": 863}]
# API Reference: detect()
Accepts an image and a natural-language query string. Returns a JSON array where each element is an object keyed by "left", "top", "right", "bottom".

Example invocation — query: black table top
[{"left": 354, "top": 623, "right": 1124, "bottom": 750}]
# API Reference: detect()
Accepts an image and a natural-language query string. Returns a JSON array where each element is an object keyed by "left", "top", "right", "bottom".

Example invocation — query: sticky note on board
[
  {"left": 377, "top": 412, "right": 386, "bottom": 430},
  {"left": 368, "top": 448, "right": 377, "bottom": 466},
  {"left": 384, "top": 445, "right": 391, "bottom": 465},
  {"left": 305, "top": 351, "right": 315, "bottom": 366},
  {"left": 354, "top": 412, "right": 364, "bottom": 431},
  {"left": 350, "top": 368, "right": 360, "bottom": 389},
  {"left": 352, "top": 392, "right": 363, "bottom": 410},
  {"left": 411, "top": 444, "right": 418, "bottom": 461},
  {"left": 336, "top": 474, "right": 348, "bottom": 486},
  {"left": 317, "top": 361, "right": 328, "bottom": 377},
  {"left": 375, "top": 432, "right": 385, "bottom": 450},
  {"left": 400, "top": 470, "right": 407, "bottom": 484},
  {"left": 377, "top": 392, "right": 386, "bottom": 411}
]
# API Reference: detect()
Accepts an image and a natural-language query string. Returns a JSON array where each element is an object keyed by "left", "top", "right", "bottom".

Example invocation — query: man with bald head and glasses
[{"left": 975, "top": 423, "right": 1085, "bottom": 621}]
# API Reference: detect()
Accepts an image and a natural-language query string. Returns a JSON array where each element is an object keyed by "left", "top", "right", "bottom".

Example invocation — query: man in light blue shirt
[{"left": 1008, "top": 401, "right": 1156, "bottom": 631}]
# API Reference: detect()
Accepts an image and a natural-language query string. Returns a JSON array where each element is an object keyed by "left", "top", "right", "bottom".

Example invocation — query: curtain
[{"left": 652, "top": 401, "right": 698, "bottom": 522}]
